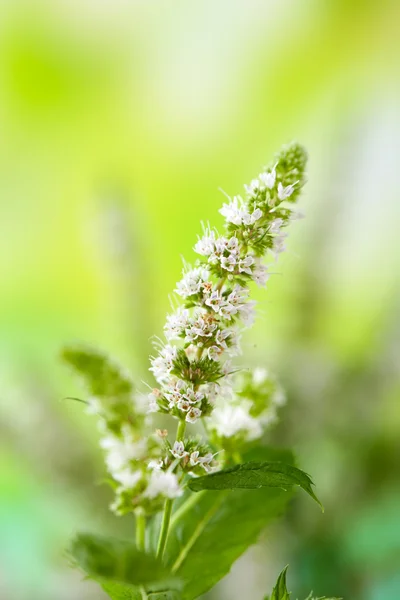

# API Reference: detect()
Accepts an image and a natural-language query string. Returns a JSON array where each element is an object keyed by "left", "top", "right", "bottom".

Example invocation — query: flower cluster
[
  {"left": 149, "top": 142, "right": 306, "bottom": 424},
  {"left": 208, "top": 367, "right": 286, "bottom": 450},
  {"left": 63, "top": 142, "right": 307, "bottom": 516},
  {"left": 61, "top": 346, "right": 181, "bottom": 515},
  {"left": 169, "top": 438, "right": 218, "bottom": 475}
]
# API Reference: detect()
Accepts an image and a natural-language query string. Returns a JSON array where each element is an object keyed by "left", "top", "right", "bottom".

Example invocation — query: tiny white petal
[{"left": 144, "top": 470, "right": 183, "bottom": 499}]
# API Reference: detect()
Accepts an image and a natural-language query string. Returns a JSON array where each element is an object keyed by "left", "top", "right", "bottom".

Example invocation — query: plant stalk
[
  {"left": 156, "top": 497, "right": 173, "bottom": 560},
  {"left": 156, "top": 419, "right": 186, "bottom": 560},
  {"left": 176, "top": 418, "right": 186, "bottom": 442},
  {"left": 135, "top": 511, "right": 146, "bottom": 552}
]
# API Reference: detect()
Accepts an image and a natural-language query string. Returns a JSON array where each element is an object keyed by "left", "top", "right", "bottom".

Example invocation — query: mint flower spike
[
  {"left": 63, "top": 143, "right": 307, "bottom": 519},
  {"left": 143, "top": 142, "right": 307, "bottom": 501}
]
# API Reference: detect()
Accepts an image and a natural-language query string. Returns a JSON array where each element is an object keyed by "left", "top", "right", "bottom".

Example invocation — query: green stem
[
  {"left": 216, "top": 276, "right": 226, "bottom": 292},
  {"left": 135, "top": 511, "right": 146, "bottom": 552},
  {"left": 176, "top": 418, "right": 186, "bottom": 442},
  {"left": 156, "top": 498, "right": 173, "bottom": 560},
  {"left": 171, "top": 491, "right": 228, "bottom": 573},
  {"left": 169, "top": 490, "right": 206, "bottom": 530},
  {"left": 156, "top": 419, "right": 186, "bottom": 560}
]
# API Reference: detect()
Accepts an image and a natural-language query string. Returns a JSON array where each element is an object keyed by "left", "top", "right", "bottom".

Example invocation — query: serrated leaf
[
  {"left": 101, "top": 583, "right": 142, "bottom": 600},
  {"left": 163, "top": 447, "right": 296, "bottom": 600},
  {"left": 304, "top": 596, "right": 342, "bottom": 600},
  {"left": 266, "top": 568, "right": 342, "bottom": 600},
  {"left": 102, "top": 582, "right": 182, "bottom": 600},
  {"left": 270, "top": 565, "right": 290, "bottom": 600},
  {"left": 61, "top": 345, "right": 132, "bottom": 399},
  {"left": 69, "top": 532, "right": 170, "bottom": 587},
  {"left": 188, "top": 460, "right": 323, "bottom": 510}
]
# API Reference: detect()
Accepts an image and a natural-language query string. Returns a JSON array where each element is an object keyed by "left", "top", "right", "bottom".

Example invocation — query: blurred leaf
[
  {"left": 61, "top": 345, "right": 133, "bottom": 399},
  {"left": 188, "top": 461, "right": 323, "bottom": 510},
  {"left": 69, "top": 532, "right": 174, "bottom": 588},
  {"left": 164, "top": 447, "right": 296, "bottom": 600}
]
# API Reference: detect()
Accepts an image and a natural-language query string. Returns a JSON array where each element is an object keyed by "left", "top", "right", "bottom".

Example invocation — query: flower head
[
  {"left": 64, "top": 142, "right": 307, "bottom": 519},
  {"left": 144, "top": 470, "right": 183, "bottom": 500}
]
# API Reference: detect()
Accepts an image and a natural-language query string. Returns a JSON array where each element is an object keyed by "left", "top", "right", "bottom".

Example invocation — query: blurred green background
[{"left": 1, "top": 1, "right": 399, "bottom": 599}]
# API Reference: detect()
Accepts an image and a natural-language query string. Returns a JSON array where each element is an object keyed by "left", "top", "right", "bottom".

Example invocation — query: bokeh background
[{"left": 1, "top": 1, "right": 400, "bottom": 599}]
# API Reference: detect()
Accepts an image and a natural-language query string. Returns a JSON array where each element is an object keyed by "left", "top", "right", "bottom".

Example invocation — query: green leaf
[
  {"left": 61, "top": 345, "right": 133, "bottom": 399},
  {"left": 101, "top": 583, "right": 142, "bottom": 600},
  {"left": 304, "top": 596, "right": 342, "bottom": 600},
  {"left": 163, "top": 447, "right": 296, "bottom": 600},
  {"left": 265, "top": 568, "right": 342, "bottom": 600},
  {"left": 102, "top": 582, "right": 181, "bottom": 600},
  {"left": 269, "top": 565, "right": 290, "bottom": 600},
  {"left": 188, "top": 460, "right": 323, "bottom": 511},
  {"left": 70, "top": 532, "right": 169, "bottom": 587}
]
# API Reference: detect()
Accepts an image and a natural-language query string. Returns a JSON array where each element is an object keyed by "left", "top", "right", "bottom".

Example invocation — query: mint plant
[{"left": 62, "top": 143, "right": 339, "bottom": 599}]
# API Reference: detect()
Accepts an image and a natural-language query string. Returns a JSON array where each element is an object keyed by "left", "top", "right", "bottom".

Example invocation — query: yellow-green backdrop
[{"left": 1, "top": 1, "right": 399, "bottom": 599}]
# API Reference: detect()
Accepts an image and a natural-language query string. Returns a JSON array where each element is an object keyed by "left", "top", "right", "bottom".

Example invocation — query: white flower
[
  {"left": 170, "top": 441, "right": 188, "bottom": 459},
  {"left": 209, "top": 401, "right": 263, "bottom": 441},
  {"left": 244, "top": 178, "right": 260, "bottom": 196},
  {"left": 217, "top": 285, "right": 256, "bottom": 325},
  {"left": 198, "top": 453, "right": 214, "bottom": 472},
  {"left": 164, "top": 308, "right": 190, "bottom": 341},
  {"left": 204, "top": 289, "right": 226, "bottom": 313},
  {"left": 189, "top": 451, "right": 200, "bottom": 466},
  {"left": 85, "top": 397, "right": 102, "bottom": 415},
  {"left": 252, "top": 260, "right": 269, "bottom": 287},
  {"left": 101, "top": 435, "right": 147, "bottom": 481},
  {"left": 164, "top": 379, "right": 185, "bottom": 408},
  {"left": 220, "top": 254, "right": 237, "bottom": 272},
  {"left": 259, "top": 164, "right": 277, "bottom": 190},
  {"left": 219, "top": 196, "right": 263, "bottom": 227},
  {"left": 252, "top": 367, "right": 268, "bottom": 385},
  {"left": 244, "top": 207, "right": 263, "bottom": 225},
  {"left": 206, "top": 328, "right": 237, "bottom": 360},
  {"left": 290, "top": 210, "right": 305, "bottom": 221},
  {"left": 113, "top": 468, "right": 142, "bottom": 489},
  {"left": 259, "top": 408, "right": 278, "bottom": 428},
  {"left": 150, "top": 344, "right": 177, "bottom": 384},
  {"left": 177, "top": 399, "right": 191, "bottom": 412},
  {"left": 175, "top": 266, "right": 210, "bottom": 298},
  {"left": 194, "top": 228, "right": 216, "bottom": 256},
  {"left": 269, "top": 218, "right": 284, "bottom": 234},
  {"left": 219, "top": 196, "right": 244, "bottom": 226},
  {"left": 134, "top": 391, "right": 151, "bottom": 415},
  {"left": 148, "top": 459, "right": 164, "bottom": 470},
  {"left": 185, "top": 313, "right": 217, "bottom": 343},
  {"left": 272, "top": 386, "right": 286, "bottom": 407},
  {"left": 238, "top": 255, "right": 254, "bottom": 275},
  {"left": 147, "top": 389, "right": 160, "bottom": 413},
  {"left": 239, "top": 301, "right": 257, "bottom": 326},
  {"left": 225, "top": 328, "right": 241, "bottom": 356},
  {"left": 277, "top": 181, "right": 298, "bottom": 200},
  {"left": 184, "top": 387, "right": 204, "bottom": 404},
  {"left": 144, "top": 470, "right": 183, "bottom": 499},
  {"left": 272, "top": 233, "right": 287, "bottom": 257},
  {"left": 227, "top": 284, "right": 249, "bottom": 306},
  {"left": 215, "top": 328, "right": 231, "bottom": 350},
  {"left": 202, "top": 382, "right": 221, "bottom": 404},
  {"left": 208, "top": 345, "right": 222, "bottom": 361},
  {"left": 186, "top": 407, "right": 202, "bottom": 423},
  {"left": 209, "top": 236, "right": 241, "bottom": 272}
]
